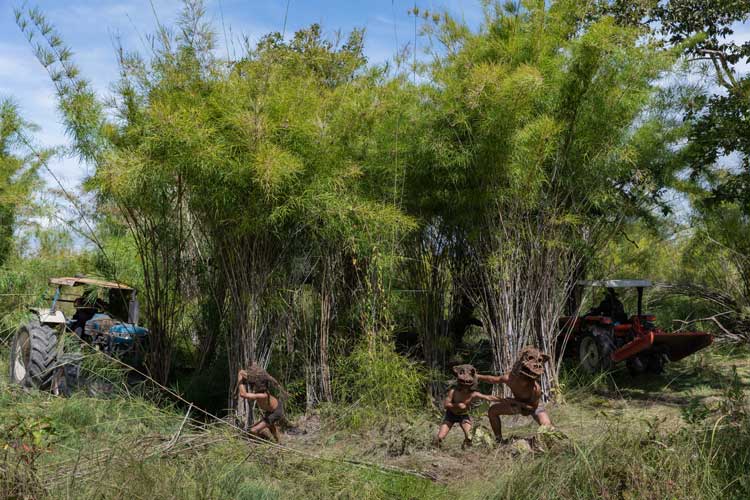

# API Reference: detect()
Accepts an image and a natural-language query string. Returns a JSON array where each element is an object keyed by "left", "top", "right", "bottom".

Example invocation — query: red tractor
[{"left": 558, "top": 280, "right": 713, "bottom": 374}]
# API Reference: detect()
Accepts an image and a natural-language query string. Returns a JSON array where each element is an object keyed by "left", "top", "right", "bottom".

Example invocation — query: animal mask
[
  {"left": 452, "top": 364, "right": 478, "bottom": 389},
  {"left": 243, "top": 363, "right": 287, "bottom": 397},
  {"left": 512, "top": 346, "right": 550, "bottom": 380}
]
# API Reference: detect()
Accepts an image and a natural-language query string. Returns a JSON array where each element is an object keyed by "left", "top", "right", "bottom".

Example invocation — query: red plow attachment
[{"left": 612, "top": 331, "right": 713, "bottom": 363}]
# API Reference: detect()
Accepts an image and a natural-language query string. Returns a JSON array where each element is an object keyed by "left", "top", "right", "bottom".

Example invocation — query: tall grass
[
  {"left": 332, "top": 336, "right": 428, "bottom": 428},
  {"left": 2, "top": 343, "right": 749, "bottom": 500},
  {"left": 474, "top": 415, "right": 749, "bottom": 499},
  {"left": 0, "top": 346, "right": 444, "bottom": 500},
  {"left": 476, "top": 366, "right": 750, "bottom": 500}
]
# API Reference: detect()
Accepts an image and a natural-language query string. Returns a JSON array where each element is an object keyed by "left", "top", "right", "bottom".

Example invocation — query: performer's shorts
[
  {"left": 517, "top": 400, "right": 545, "bottom": 417},
  {"left": 263, "top": 400, "right": 284, "bottom": 425},
  {"left": 443, "top": 410, "right": 472, "bottom": 425}
]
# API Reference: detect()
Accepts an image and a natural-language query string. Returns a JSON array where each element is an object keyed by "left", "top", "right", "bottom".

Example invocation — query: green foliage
[
  {"left": 17, "top": 1, "right": 419, "bottom": 385},
  {"left": 668, "top": 205, "right": 750, "bottom": 341},
  {"left": 94, "top": 15, "right": 414, "bottom": 249},
  {"left": 3, "top": 1, "right": 750, "bottom": 497},
  {"left": 0, "top": 346, "right": 444, "bottom": 500},
  {"left": 482, "top": 418, "right": 750, "bottom": 499},
  {"left": 0, "top": 411, "right": 55, "bottom": 498},
  {"left": 645, "top": 1, "right": 750, "bottom": 320},
  {"left": 402, "top": 1, "right": 682, "bottom": 391},
  {"left": 653, "top": 0, "right": 750, "bottom": 66},
  {"left": 411, "top": 0, "right": 679, "bottom": 228},
  {"left": 3, "top": 339, "right": 750, "bottom": 499},
  {"left": 334, "top": 336, "right": 427, "bottom": 422},
  {"left": 11, "top": 0, "right": 732, "bottom": 412},
  {"left": 0, "top": 98, "right": 41, "bottom": 267},
  {"left": 0, "top": 217, "right": 140, "bottom": 343},
  {"left": 15, "top": 6, "right": 106, "bottom": 164},
  {"left": 0, "top": 243, "right": 83, "bottom": 337}
]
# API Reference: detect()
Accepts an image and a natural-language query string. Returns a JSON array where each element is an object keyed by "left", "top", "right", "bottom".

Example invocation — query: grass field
[{"left": 1, "top": 345, "right": 749, "bottom": 499}]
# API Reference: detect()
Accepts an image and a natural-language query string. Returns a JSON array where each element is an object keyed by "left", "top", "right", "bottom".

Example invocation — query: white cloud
[
  {"left": 0, "top": 2, "right": 174, "bottom": 187},
  {"left": 0, "top": 44, "right": 39, "bottom": 82}
]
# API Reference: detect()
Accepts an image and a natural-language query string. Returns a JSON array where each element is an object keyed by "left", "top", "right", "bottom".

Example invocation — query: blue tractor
[{"left": 9, "top": 276, "right": 148, "bottom": 392}]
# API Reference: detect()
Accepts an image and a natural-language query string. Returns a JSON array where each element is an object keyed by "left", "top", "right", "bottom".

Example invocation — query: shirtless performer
[
  {"left": 478, "top": 346, "right": 553, "bottom": 443},
  {"left": 435, "top": 364, "right": 500, "bottom": 449},
  {"left": 238, "top": 364, "right": 286, "bottom": 443}
]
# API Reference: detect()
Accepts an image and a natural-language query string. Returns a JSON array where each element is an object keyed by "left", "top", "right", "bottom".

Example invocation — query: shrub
[
  {"left": 334, "top": 335, "right": 427, "bottom": 424},
  {"left": 478, "top": 379, "right": 750, "bottom": 500}
]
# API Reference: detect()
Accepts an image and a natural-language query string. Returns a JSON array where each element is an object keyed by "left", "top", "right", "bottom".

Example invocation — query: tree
[
  {"left": 16, "top": 3, "right": 202, "bottom": 383},
  {"left": 625, "top": 0, "right": 750, "bottom": 341},
  {"left": 17, "top": 1, "right": 415, "bottom": 401},
  {"left": 0, "top": 99, "right": 41, "bottom": 267},
  {"left": 405, "top": 0, "right": 679, "bottom": 395}
]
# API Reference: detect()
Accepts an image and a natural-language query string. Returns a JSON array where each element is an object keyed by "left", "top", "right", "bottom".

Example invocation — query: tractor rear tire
[
  {"left": 578, "top": 330, "right": 615, "bottom": 374},
  {"left": 9, "top": 322, "right": 58, "bottom": 390}
]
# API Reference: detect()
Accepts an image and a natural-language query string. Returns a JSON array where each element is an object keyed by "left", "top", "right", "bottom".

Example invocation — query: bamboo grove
[{"left": 6, "top": 0, "right": 749, "bottom": 413}]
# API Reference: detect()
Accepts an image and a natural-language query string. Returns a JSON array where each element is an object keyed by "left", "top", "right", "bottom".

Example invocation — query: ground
[
  {"left": 288, "top": 346, "right": 750, "bottom": 491},
  {"left": 1, "top": 345, "right": 749, "bottom": 499}
]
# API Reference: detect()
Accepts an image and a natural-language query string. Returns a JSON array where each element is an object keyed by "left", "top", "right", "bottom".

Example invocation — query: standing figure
[
  {"left": 478, "top": 346, "right": 553, "bottom": 443},
  {"left": 237, "top": 364, "right": 287, "bottom": 443},
  {"left": 590, "top": 287, "right": 627, "bottom": 323},
  {"left": 435, "top": 364, "right": 499, "bottom": 449}
]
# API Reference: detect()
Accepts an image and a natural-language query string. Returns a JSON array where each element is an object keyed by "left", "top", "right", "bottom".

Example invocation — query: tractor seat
[
  {"left": 583, "top": 315, "right": 612, "bottom": 324},
  {"left": 73, "top": 306, "right": 98, "bottom": 317},
  {"left": 72, "top": 306, "right": 98, "bottom": 331}
]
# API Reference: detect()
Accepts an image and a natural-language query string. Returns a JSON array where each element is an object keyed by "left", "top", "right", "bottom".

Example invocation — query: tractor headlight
[{"left": 111, "top": 331, "right": 133, "bottom": 340}]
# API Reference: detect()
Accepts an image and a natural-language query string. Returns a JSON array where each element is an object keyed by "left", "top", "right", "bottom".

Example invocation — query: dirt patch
[
  {"left": 283, "top": 409, "right": 554, "bottom": 484},
  {"left": 278, "top": 349, "right": 750, "bottom": 487}
]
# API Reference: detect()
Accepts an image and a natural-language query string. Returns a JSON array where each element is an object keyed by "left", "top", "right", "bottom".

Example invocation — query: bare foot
[{"left": 462, "top": 437, "right": 473, "bottom": 450}]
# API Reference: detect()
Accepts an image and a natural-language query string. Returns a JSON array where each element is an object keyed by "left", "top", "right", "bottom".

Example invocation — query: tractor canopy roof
[
  {"left": 48, "top": 277, "right": 135, "bottom": 291},
  {"left": 577, "top": 279, "right": 652, "bottom": 288}
]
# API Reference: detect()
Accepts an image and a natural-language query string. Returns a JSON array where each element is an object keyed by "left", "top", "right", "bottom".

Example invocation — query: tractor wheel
[
  {"left": 9, "top": 323, "right": 58, "bottom": 389},
  {"left": 645, "top": 354, "right": 665, "bottom": 375},
  {"left": 578, "top": 331, "right": 615, "bottom": 374},
  {"left": 626, "top": 356, "right": 646, "bottom": 376}
]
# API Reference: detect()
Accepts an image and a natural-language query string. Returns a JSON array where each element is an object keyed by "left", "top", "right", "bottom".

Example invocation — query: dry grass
[{"left": 1, "top": 344, "right": 749, "bottom": 499}]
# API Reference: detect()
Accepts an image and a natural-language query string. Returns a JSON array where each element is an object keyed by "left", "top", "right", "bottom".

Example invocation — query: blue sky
[
  {"left": 0, "top": 1, "right": 747, "bottom": 195},
  {"left": 0, "top": 0, "right": 483, "bottom": 191}
]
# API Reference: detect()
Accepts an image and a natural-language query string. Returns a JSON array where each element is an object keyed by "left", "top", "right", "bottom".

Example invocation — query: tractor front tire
[
  {"left": 626, "top": 357, "right": 646, "bottom": 376},
  {"left": 9, "top": 323, "right": 58, "bottom": 390},
  {"left": 578, "top": 330, "right": 615, "bottom": 374},
  {"left": 645, "top": 354, "right": 665, "bottom": 375}
]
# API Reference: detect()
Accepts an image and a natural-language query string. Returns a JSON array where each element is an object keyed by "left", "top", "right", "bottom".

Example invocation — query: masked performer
[
  {"left": 238, "top": 364, "right": 287, "bottom": 443},
  {"left": 435, "top": 364, "right": 500, "bottom": 449},
  {"left": 478, "top": 346, "right": 553, "bottom": 443}
]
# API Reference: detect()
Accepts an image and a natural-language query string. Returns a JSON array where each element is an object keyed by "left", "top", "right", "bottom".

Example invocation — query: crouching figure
[
  {"left": 478, "top": 346, "right": 553, "bottom": 443},
  {"left": 238, "top": 364, "right": 287, "bottom": 443}
]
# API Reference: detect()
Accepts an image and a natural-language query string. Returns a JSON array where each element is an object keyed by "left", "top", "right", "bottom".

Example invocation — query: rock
[
  {"left": 293, "top": 414, "right": 321, "bottom": 435},
  {"left": 535, "top": 426, "right": 569, "bottom": 451},
  {"left": 537, "top": 425, "right": 567, "bottom": 441},
  {"left": 701, "top": 396, "right": 722, "bottom": 410},
  {"left": 473, "top": 426, "right": 495, "bottom": 448},
  {"left": 511, "top": 438, "right": 533, "bottom": 455}
]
